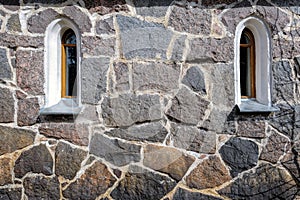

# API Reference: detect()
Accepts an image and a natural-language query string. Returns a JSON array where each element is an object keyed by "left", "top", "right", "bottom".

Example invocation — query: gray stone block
[
  {"left": 0, "top": 87, "right": 14, "bottom": 123},
  {"left": 0, "top": 48, "right": 12, "bottom": 80},
  {"left": 182, "top": 66, "right": 206, "bottom": 94}
]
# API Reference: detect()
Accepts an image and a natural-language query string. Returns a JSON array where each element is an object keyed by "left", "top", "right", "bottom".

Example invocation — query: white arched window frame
[
  {"left": 40, "top": 18, "right": 81, "bottom": 115},
  {"left": 235, "top": 16, "right": 278, "bottom": 112}
]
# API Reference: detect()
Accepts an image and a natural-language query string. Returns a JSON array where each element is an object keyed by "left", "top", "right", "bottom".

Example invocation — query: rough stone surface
[
  {"left": 0, "top": 33, "right": 44, "bottom": 48},
  {"left": 219, "top": 137, "right": 259, "bottom": 177},
  {"left": 187, "top": 37, "right": 234, "bottom": 63},
  {"left": 237, "top": 120, "right": 266, "bottom": 138},
  {"left": 0, "top": 87, "right": 14, "bottom": 123},
  {"left": 63, "top": 161, "right": 116, "bottom": 200},
  {"left": 186, "top": 156, "right": 231, "bottom": 190},
  {"left": 171, "top": 35, "right": 186, "bottom": 61},
  {"left": 63, "top": 6, "right": 92, "bottom": 32},
  {"left": 55, "top": 142, "right": 87, "bottom": 180},
  {"left": 0, "top": 125, "right": 35, "bottom": 156},
  {"left": 39, "top": 123, "right": 89, "bottom": 146},
  {"left": 7, "top": 14, "right": 21, "bottom": 32},
  {"left": 17, "top": 97, "right": 40, "bottom": 126},
  {"left": 0, "top": 48, "right": 12, "bottom": 80},
  {"left": 81, "top": 57, "right": 110, "bottom": 104},
  {"left": 0, "top": 157, "right": 13, "bottom": 186},
  {"left": 133, "top": 0, "right": 173, "bottom": 17},
  {"left": 82, "top": 36, "right": 115, "bottom": 57},
  {"left": 133, "top": 62, "right": 180, "bottom": 92},
  {"left": 90, "top": 133, "right": 141, "bottom": 166},
  {"left": 28, "top": 9, "right": 59, "bottom": 33},
  {"left": 95, "top": 16, "right": 115, "bottom": 35},
  {"left": 173, "top": 188, "right": 222, "bottom": 200},
  {"left": 84, "top": 0, "right": 129, "bottom": 15},
  {"left": 101, "top": 93, "right": 162, "bottom": 127},
  {"left": 103, "top": 121, "right": 168, "bottom": 143},
  {"left": 261, "top": 130, "right": 290, "bottom": 163},
  {"left": 170, "top": 123, "right": 216, "bottom": 154},
  {"left": 282, "top": 143, "right": 300, "bottom": 183},
  {"left": 117, "top": 15, "right": 173, "bottom": 59},
  {"left": 24, "top": 176, "right": 60, "bottom": 200},
  {"left": 182, "top": 66, "right": 206, "bottom": 94},
  {"left": 166, "top": 86, "right": 209, "bottom": 125},
  {"left": 202, "top": 0, "right": 236, "bottom": 6},
  {"left": 144, "top": 144, "right": 195, "bottom": 181},
  {"left": 169, "top": 6, "right": 211, "bottom": 35},
  {"left": 16, "top": 50, "right": 44, "bottom": 95},
  {"left": 111, "top": 165, "right": 176, "bottom": 200},
  {"left": 218, "top": 163, "right": 298, "bottom": 200},
  {"left": 113, "top": 62, "right": 130, "bottom": 92},
  {"left": 0, "top": 188, "right": 22, "bottom": 200},
  {"left": 14, "top": 144, "right": 53, "bottom": 178}
]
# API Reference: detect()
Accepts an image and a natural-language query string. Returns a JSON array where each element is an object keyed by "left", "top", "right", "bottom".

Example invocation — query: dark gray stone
[
  {"left": 0, "top": 87, "right": 14, "bottom": 123},
  {"left": 117, "top": 15, "right": 173, "bottom": 59},
  {"left": 113, "top": 62, "right": 130, "bottom": 92},
  {"left": 273, "top": 61, "right": 293, "bottom": 83},
  {"left": 170, "top": 123, "right": 216, "bottom": 154},
  {"left": 0, "top": 125, "right": 35, "bottom": 156},
  {"left": 28, "top": 9, "right": 59, "bottom": 33},
  {"left": 133, "top": 0, "right": 173, "bottom": 17},
  {"left": 111, "top": 165, "right": 176, "bottom": 200},
  {"left": 0, "top": 188, "right": 22, "bottom": 200},
  {"left": 90, "top": 133, "right": 141, "bottom": 166},
  {"left": 7, "top": 14, "right": 21, "bottom": 32},
  {"left": 132, "top": 62, "right": 180, "bottom": 92},
  {"left": 218, "top": 163, "right": 298, "bottom": 200},
  {"left": 101, "top": 93, "right": 162, "bottom": 127},
  {"left": 168, "top": 6, "right": 211, "bottom": 35},
  {"left": 202, "top": 0, "right": 236, "bottom": 6},
  {"left": 187, "top": 37, "right": 234, "bottom": 63},
  {"left": 55, "top": 142, "right": 87, "bottom": 180},
  {"left": 171, "top": 35, "right": 186, "bottom": 61},
  {"left": 173, "top": 188, "right": 222, "bottom": 200},
  {"left": 166, "top": 86, "right": 209, "bottom": 125},
  {"left": 219, "top": 137, "right": 259, "bottom": 177},
  {"left": 103, "top": 121, "right": 168, "bottom": 143},
  {"left": 14, "top": 144, "right": 53, "bottom": 178},
  {"left": 0, "top": 48, "right": 12, "bottom": 80},
  {"left": 63, "top": 6, "right": 92, "bottom": 33},
  {"left": 24, "top": 176, "right": 60, "bottom": 200},
  {"left": 82, "top": 36, "right": 115, "bottom": 57},
  {"left": 182, "top": 66, "right": 206, "bottom": 94},
  {"left": 95, "top": 16, "right": 115, "bottom": 35},
  {"left": 17, "top": 97, "right": 40, "bottom": 126},
  {"left": 63, "top": 161, "right": 116, "bottom": 200},
  {"left": 82, "top": 57, "right": 110, "bottom": 104}
]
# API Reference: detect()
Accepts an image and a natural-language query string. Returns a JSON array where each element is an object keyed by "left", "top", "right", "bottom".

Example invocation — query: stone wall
[{"left": 0, "top": 0, "right": 300, "bottom": 199}]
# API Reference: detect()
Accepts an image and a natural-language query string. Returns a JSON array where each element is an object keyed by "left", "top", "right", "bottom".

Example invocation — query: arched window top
[
  {"left": 240, "top": 28, "right": 254, "bottom": 46},
  {"left": 62, "top": 29, "right": 76, "bottom": 45}
]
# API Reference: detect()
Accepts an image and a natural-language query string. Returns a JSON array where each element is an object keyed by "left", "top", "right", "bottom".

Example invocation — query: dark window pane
[
  {"left": 63, "top": 29, "right": 76, "bottom": 44},
  {"left": 65, "top": 46, "right": 77, "bottom": 96},
  {"left": 240, "top": 46, "right": 251, "bottom": 96}
]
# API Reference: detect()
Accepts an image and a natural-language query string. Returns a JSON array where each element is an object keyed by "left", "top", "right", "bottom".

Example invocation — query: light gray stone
[
  {"left": 166, "top": 86, "right": 209, "bottom": 125},
  {"left": 101, "top": 93, "right": 162, "bottom": 127},
  {"left": 0, "top": 48, "right": 12, "bottom": 80},
  {"left": 113, "top": 62, "right": 130, "bottom": 92},
  {"left": 117, "top": 15, "right": 173, "bottom": 59},
  {"left": 133, "top": 62, "right": 180, "bottom": 92},
  {"left": 95, "top": 16, "right": 115, "bottom": 35},
  {"left": 171, "top": 35, "right": 186, "bottom": 61},
  {"left": 82, "top": 57, "right": 110, "bottom": 104}
]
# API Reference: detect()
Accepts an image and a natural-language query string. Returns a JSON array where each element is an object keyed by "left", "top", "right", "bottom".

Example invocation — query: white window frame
[
  {"left": 234, "top": 16, "right": 278, "bottom": 112},
  {"left": 40, "top": 17, "right": 81, "bottom": 115}
]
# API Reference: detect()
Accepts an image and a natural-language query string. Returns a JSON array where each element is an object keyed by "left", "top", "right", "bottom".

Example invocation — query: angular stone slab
[
  {"left": 82, "top": 36, "right": 115, "bottom": 57},
  {"left": 63, "top": 6, "right": 92, "bottom": 33},
  {"left": 132, "top": 62, "right": 180, "bottom": 92},
  {"left": 24, "top": 176, "right": 60, "bottom": 200},
  {"left": 182, "top": 66, "right": 206, "bottom": 94},
  {"left": 173, "top": 187, "right": 222, "bottom": 200},
  {"left": 83, "top": 0, "right": 129, "bottom": 15},
  {"left": 101, "top": 93, "right": 162, "bottom": 127},
  {"left": 95, "top": 16, "right": 115, "bottom": 35},
  {"left": 237, "top": 120, "right": 266, "bottom": 138},
  {"left": 0, "top": 188, "right": 22, "bottom": 200},
  {"left": 0, "top": 48, "right": 12, "bottom": 80},
  {"left": 185, "top": 155, "right": 231, "bottom": 190},
  {"left": 218, "top": 163, "right": 298, "bottom": 199},
  {"left": 0, "top": 87, "right": 14, "bottom": 123},
  {"left": 55, "top": 142, "right": 87, "bottom": 180},
  {"left": 28, "top": 9, "right": 59, "bottom": 33},
  {"left": 143, "top": 144, "right": 195, "bottom": 181},
  {"left": 133, "top": 0, "right": 173, "bottom": 17},
  {"left": 117, "top": 15, "right": 173, "bottom": 59},
  {"left": 113, "top": 62, "right": 130, "bottom": 92},
  {"left": 14, "top": 144, "right": 53, "bottom": 178},
  {"left": 166, "top": 86, "right": 209, "bottom": 125},
  {"left": 0, "top": 33, "right": 44, "bottom": 48},
  {"left": 282, "top": 143, "right": 300, "bottom": 183},
  {"left": 111, "top": 165, "right": 176, "bottom": 200},
  {"left": 0, "top": 125, "right": 35, "bottom": 156},
  {"left": 90, "top": 133, "right": 141, "bottom": 167},
  {"left": 219, "top": 137, "right": 259, "bottom": 177},
  {"left": 7, "top": 14, "right": 21, "bottom": 32},
  {"left": 0, "top": 157, "right": 13, "bottom": 186},
  {"left": 17, "top": 97, "right": 40, "bottom": 126},
  {"left": 63, "top": 161, "right": 116, "bottom": 200}
]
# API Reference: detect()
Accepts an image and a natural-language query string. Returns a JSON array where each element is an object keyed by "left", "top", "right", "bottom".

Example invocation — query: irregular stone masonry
[{"left": 0, "top": 0, "right": 300, "bottom": 199}]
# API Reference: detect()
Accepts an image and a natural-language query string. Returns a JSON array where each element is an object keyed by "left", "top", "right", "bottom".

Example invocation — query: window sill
[
  {"left": 39, "top": 98, "right": 81, "bottom": 115},
  {"left": 238, "top": 99, "right": 279, "bottom": 113}
]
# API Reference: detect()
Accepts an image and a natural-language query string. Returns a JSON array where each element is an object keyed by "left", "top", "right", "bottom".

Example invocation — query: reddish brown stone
[
  {"left": 39, "top": 123, "right": 89, "bottom": 146},
  {"left": 237, "top": 120, "right": 266, "bottom": 138},
  {"left": 0, "top": 157, "right": 13, "bottom": 186},
  {"left": 18, "top": 97, "right": 40, "bottom": 126},
  {"left": 16, "top": 50, "right": 44, "bottom": 95},
  {"left": 186, "top": 156, "right": 231, "bottom": 189},
  {"left": 144, "top": 144, "right": 195, "bottom": 181},
  {"left": 63, "top": 161, "right": 116, "bottom": 200},
  {"left": 261, "top": 130, "right": 291, "bottom": 163}
]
